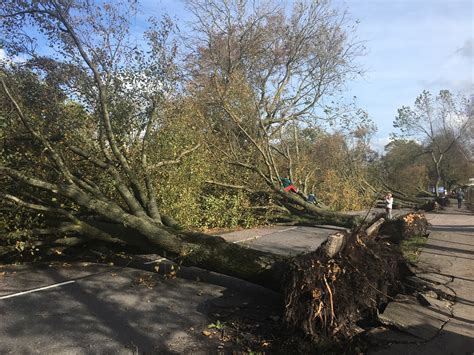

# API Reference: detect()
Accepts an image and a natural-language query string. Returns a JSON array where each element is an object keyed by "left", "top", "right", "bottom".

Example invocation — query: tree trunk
[
  {"left": 71, "top": 220, "right": 288, "bottom": 291},
  {"left": 275, "top": 189, "right": 360, "bottom": 228},
  {"left": 435, "top": 175, "right": 441, "bottom": 197},
  {"left": 433, "top": 154, "right": 442, "bottom": 197}
]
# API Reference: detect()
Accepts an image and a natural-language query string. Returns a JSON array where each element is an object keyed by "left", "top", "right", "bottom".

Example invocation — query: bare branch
[{"left": 148, "top": 144, "right": 201, "bottom": 170}]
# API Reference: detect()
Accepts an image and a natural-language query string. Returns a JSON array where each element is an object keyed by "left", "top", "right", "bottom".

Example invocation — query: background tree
[
  {"left": 438, "top": 138, "right": 474, "bottom": 190},
  {"left": 380, "top": 140, "right": 429, "bottom": 196},
  {"left": 425, "top": 133, "right": 474, "bottom": 191},
  {"left": 147, "top": 96, "right": 263, "bottom": 229},
  {"left": 284, "top": 123, "right": 376, "bottom": 211},
  {"left": 394, "top": 90, "right": 473, "bottom": 196}
]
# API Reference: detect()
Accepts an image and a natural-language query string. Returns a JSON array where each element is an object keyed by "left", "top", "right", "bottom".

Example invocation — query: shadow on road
[
  {"left": 427, "top": 238, "right": 474, "bottom": 247},
  {"left": 421, "top": 250, "right": 474, "bottom": 261},
  {"left": 369, "top": 322, "right": 474, "bottom": 354},
  {"left": 421, "top": 243, "right": 474, "bottom": 256},
  {"left": 430, "top": 225, "right": 474, "bottom": 233},
  {"left": 0, "top": 264, "right": 281, "bottom": 353}
]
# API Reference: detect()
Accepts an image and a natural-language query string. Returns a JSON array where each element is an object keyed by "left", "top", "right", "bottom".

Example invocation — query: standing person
[
  {"left": 456, "top": 189, "right": 464, "bottom": 209},
  {"left": 384, "top": 192, "right": 394, "bottom": 219}
]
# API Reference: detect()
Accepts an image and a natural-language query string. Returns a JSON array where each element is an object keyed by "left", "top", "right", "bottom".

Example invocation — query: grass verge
[{"left": 400, "top": 234, "right": 428, "bottom": 263}]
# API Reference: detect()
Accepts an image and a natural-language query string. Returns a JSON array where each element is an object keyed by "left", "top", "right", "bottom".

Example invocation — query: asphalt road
[
  {"left": 0, "top": 262, "right": 281, "bottom": 354},
  {"left": 219, "top": 224, "right": 347, "bottom": 255},
  {"left": 0, "top": 224, "right": 345, "bottom": 354}
]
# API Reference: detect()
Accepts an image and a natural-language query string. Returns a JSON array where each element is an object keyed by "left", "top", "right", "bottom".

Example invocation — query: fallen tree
[
  {"left": 360, "top": 178, "right": 439, "bottom": 211},
  {"left": 0, "top": 1, "right": 427, "bottom": 346},
  {"left": 284, "top": 230, "right": 408, "bottom": 342},
  {"left": 0, "top": 0, "right": 356, "bottom": 289},
  {"left": 273, "top": 190, "right": 361, "bottom": 228}
]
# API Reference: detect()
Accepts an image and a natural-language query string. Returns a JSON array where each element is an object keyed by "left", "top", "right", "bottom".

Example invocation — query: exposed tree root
[
  {"left": 379, "top": 212, "right": 430, "bottom": 243},
  {"left": 282, "top": 212, "right": 429, "bottom": 343},
  {"left": 283, "top": 232, "right": 410, "bottom": 342}
]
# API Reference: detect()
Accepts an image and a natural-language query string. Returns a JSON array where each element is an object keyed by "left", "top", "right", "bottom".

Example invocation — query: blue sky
[
  {"left": 3, "top": 0, "right": 472, "bottom": 153},
  {"left": 144, "top": 0, "right": 473, "bottom": 152},
  {"left": 339, "top": 0, "right": 473, "bottom": 151}
]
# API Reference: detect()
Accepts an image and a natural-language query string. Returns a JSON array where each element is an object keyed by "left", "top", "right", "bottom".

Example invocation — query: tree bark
[
  {"left": 75, "top": 221, "right": 288, "bottom": 291},
  {"left": 275, "top": 189, "right": 360, "bottom": 228}
]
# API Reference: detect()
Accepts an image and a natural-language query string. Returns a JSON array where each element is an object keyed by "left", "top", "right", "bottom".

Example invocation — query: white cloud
[
  {"left": 455, "top": 39, "right": 474, "bottom": 62},
  {"left": 419, "top": 78, "right": 474, "bottom": 93},
  {"left": 370, "top": 136, "right": 392, "bottom": 153},
  {"left": 0, "top": 48, "right": 26, "bottom": 65}
]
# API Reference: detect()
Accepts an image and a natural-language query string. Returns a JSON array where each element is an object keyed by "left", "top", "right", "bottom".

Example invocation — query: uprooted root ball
[
  {"left": 282, "top": 230, "right": 412, "bottom": 343},
  {"left": 380, "top": 212, "right": 430, "bottom": 243}
]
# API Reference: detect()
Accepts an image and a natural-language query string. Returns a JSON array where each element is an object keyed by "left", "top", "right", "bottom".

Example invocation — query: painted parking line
[{"left": 0, "top": 280, "right": 76, "bottom": 300}]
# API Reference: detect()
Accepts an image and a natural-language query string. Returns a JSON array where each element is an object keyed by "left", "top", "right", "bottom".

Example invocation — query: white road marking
[
  {"left": 143, "top": 257, "right": 168, "bottom": 265},
  {"left": 233, "top": 235, "right": 263, "bottom": 244},
  {"left": 0, "top": 280, "right": 75, "bottom": 300},
  {"left": 276, "top": 227, "right": 298, "bottom": 233}
]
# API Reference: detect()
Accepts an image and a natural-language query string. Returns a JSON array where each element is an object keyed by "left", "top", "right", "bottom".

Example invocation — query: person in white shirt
[{"left": 384, "top": 193, "right": 393, "bottom": 219}]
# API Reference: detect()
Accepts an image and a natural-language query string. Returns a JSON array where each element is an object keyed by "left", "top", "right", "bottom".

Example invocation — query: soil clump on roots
[{"left": 281, "top": 212, "right": 429, "bottom": 351}]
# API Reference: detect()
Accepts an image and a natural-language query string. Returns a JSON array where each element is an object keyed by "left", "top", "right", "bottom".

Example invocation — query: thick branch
[
  {"left": 2, "top": 193, "right": 75, "bottom": 219},
  {"left": 68, "top": 145, "right": 148, "bottom": 217}
]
